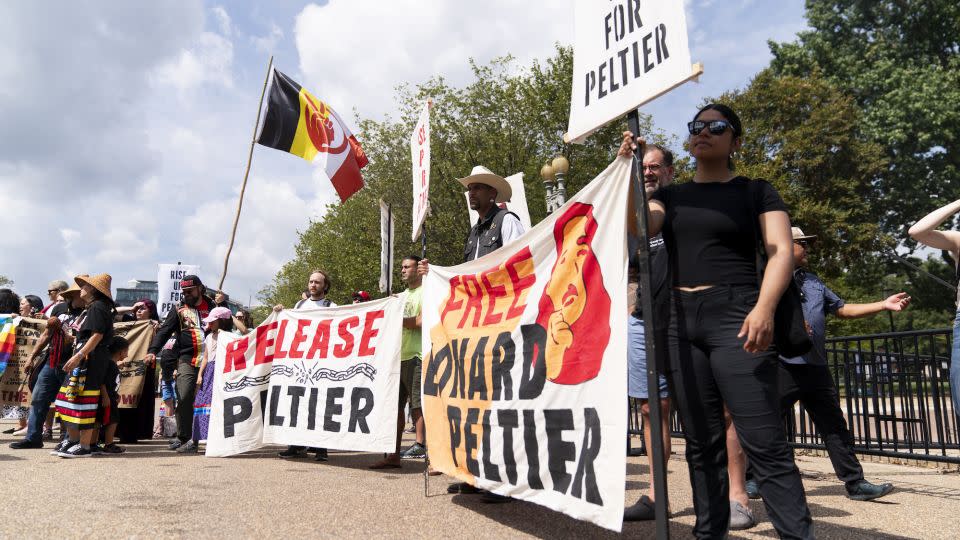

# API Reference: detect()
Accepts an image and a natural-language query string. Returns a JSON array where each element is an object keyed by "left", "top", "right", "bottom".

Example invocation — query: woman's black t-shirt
[
  {"left": 651, "top": 177, "right": 788, "bottom": 287},
  {"left": 77, "top": 299, "right": 114, "bottom": 359}
]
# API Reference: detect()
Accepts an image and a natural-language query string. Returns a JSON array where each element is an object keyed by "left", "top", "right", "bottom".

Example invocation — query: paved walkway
[{"left": 1, "top": 422, "right": 958, "bottom": 538}]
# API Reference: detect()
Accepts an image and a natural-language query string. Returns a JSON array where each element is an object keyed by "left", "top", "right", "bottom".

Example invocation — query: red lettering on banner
[
  {"left": 223, "top": 338, "right": 249, "bottom": 373},
  {"left": 458, "top": 275, "right": 484, "bottom": 329},
  {"left": 481, "top": 266, "right": 508, "bottom": 325},
  {"left": 333, "top": 316, "right": 360, "bottom": 358},
  {"left": 288, "top": 319, "right": 312, "bottom": 359},
  {"left": 255, "top": 321, "right": 279, "bottom": 365},
  {"left": 440, "top": 276, "right": 463, "bottom": 324},
  {"left": 273, "top": 319, "right": 290, "bottom": 360},
  {"left": 306, "top": 320, "right": 332, "bottom": 359},
  {"left": 506, "top": 249, "right": 535, "bottom": 319},
  {"left": 358, "top": 310, "right": 384, "bottom": 356}
]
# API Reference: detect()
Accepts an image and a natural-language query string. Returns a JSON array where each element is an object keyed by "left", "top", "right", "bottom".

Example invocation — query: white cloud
[
  {"left": 252, "top": 22, "right": 284, "bottom": 53},
  {"left": 150, "top": 31, "right": 235, "bottom": 92},
  {"left": 293, "top": 0, "right": 575, "bottom": 128},
  {"left": 211, "top": 5, "right": 232, "bottom": 37}
]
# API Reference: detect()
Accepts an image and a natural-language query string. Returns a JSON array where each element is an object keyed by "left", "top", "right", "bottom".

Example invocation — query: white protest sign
[
  {"left": 379, "top": 199, "right": 395, "bottom": 294},
  {"left": 423, "top": 158, "right": 632, "bottom": 531},
  {"left": 411, "top": 101, "right": 431, "bottom": 241},
  {"left": 206, "top": 297, "right": 404, "bottom": 457},
  {"left": 157, "top": 263, "right": 200, "bottom": 319},
  {"left": 566, "top": 0, "right": 700, "bottom": 143},
  {"left": 465, "top": 172, "right": 532, "bottom": 230}
]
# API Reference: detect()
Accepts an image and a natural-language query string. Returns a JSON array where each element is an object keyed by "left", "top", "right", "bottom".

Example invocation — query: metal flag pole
[
  {"left": 218, "top": 55, "right": 274, "bottom": 292},
  {"left": 627, "top": 109, "right": 670, "bottom": 539}
]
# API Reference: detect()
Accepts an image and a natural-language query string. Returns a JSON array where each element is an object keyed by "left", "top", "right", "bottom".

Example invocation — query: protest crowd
[{"left": 4, "top": 99, "right": 948, "bottom": 540}]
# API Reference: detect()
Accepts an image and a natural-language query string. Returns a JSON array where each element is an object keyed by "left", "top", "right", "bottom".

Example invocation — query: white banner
[
  {"left": 465, "top": 172, "right": 532, "bottom": 230},
  {"left": 379, "top": 199, "right": 395, "bottom": 294},
  {"left": 157, "top": 263, "right": 200, "bottom": 319},
  {"left": 411, "top": 101, "right": 431, "bottom": 241},
  {"left": 422, "top": 157, "right": 632, "bottom": 531},
  {"left": 206, "top": 297, "right": 404, "bottom": 457},
  {"left": 566, "top": 1, "right": 697, "bottom": 144}
]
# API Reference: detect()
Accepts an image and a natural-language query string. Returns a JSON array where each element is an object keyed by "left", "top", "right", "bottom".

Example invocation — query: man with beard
[
  {"left": 417, "top": 166, "right": 527, "bottom": 502},
  {"left": 145, "top": 275, "right": 213, "bottom": 453}
]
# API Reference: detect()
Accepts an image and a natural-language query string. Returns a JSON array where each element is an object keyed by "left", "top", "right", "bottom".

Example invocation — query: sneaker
[
  {"left": 400, "top": 442, "right": 427, "bottom": 459},
  {"left": 314, "top": 448, "right": 329, "bottom": 462},
  {"left": 278, "top": 446, "right": 308, "bottom": 459},
  {"left": 90, "top": 444, "right": 105, "bottom": 455},
  {"left": 745, "top": 479, "right": 761, "bottom": 499},
  {"left": 168, "top": 439, "right": 184, "bottom": 451},
  {"left": 58, "top": 444, "right": 93, "bottom": 458},
  {"left": 623, "top": 495, "right": 656, "bottom": 521},
  {"left": 176, "top": 440, "right": 198, "bottom": 453},
  {"left": 729, "top": 500, "right": 756, "bottom": 530},
  {"left": 846, "top": 480, "right": 894, "bottom": 501},
  {"left": 102, "top": 443, "right": 126, "bottom": 454},
  {"left": 50, "top": 439, "right": 72, "bottom": 456},
  {"left": 9, "top": 439, "right": 43, "bottom": 449}
]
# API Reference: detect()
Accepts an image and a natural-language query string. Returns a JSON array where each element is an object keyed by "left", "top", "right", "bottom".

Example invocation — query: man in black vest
[{"left": 417, "top": 165, "right": 526, "bottom": 503}]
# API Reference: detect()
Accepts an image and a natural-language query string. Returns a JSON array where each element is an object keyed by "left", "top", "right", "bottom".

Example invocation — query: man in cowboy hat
[
  {"left": 745, "top": 226, "right": 909, "bottom": 502},
  {"left": 418, "top": 167, "right": 527, "bottom": 502},
  {"left": 145, "top": 274, "right": 213, "bottom": 452},
  {"left": 9, "top": 281, "right": 86, "bottom": 449},
  {"left": 417, "top": 165, "right": 527, "bottom": 277}
]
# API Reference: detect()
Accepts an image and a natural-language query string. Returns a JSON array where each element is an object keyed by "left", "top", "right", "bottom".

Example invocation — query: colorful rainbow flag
[{"left": 0, "top": 316, "right": 18, "bottom": 377}]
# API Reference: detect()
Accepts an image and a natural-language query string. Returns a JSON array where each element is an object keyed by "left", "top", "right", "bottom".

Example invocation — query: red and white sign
[
  {"left": 206, "top": 296, "right": 404, "bottom": 457},
  {"left": 411, "top": 101, "right": 431, "bottom": 241}
]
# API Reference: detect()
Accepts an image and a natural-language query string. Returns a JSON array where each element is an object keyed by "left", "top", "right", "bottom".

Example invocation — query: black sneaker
[
  {"left": 846, "top": 480, "right": 894, "bottom": 501},
  {"left": 314, "top": 448, "right": 329, "bottom": 461},
  {"left": 58, "top": 444, "right": 92, "bottom": 458},
  {"left": 278, "top": 446, "right": 308, "bottom": 459},
  {"left": 90, "top": 444, "right": 105, "bottom": 455},
  {"left": 400, "top": 442, "right": 427, "bottom": 459},
  {"left": 623, "top": 495, "right": 656, "bottom": 521},
  {"left": 9, "top": 439, "right": 43, "bottom": 449},
  {"left": 50, "top": 439, "right": 72, "bottom": 456},
  {"left": 176, "top": 440, "right": 198, "bottom": 453},
  {"left": 168, "top": 439, "right": 185, "bottom": 451}
]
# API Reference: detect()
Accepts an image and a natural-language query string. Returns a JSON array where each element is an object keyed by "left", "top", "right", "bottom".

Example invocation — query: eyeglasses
[
  {"left": 687, "top": 119, "right": 732, "bottom": 136},
  {"left": 642, "top": 163, "right": 664, "bottom": 172},
  {"left": 794, "top": 240, "right": 809, "bottom": 248}
]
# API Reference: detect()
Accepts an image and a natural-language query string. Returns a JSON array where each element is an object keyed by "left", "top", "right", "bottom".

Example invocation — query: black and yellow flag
[{"left": 257, "top": 68, "right": 368, "bottom": 202}]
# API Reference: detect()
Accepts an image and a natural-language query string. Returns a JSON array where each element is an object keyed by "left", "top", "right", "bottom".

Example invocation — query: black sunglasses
[
  {"left": 687, "top": 119, "right": 732, "bottom": 136},
  {"left": 794, "top": 239, "right": 810, "bottom": 247}
]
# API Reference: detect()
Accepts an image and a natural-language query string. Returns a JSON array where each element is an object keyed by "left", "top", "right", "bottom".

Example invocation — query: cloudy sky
[{"left": 0, "top": 0, "right": 807, "bottom": 306}]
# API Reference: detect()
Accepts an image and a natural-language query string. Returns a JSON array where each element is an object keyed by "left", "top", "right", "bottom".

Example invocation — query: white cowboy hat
[
  {"left": 457, "top": 166, "right": 512, "bottom": 203},
  {"left": 791, "top": 227, "right": 817, "bottom": 241}
]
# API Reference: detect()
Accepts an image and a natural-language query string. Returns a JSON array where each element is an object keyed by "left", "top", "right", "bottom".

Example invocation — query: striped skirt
[{"left": 54, "top": 358, "right": 106, "bottom": 430}]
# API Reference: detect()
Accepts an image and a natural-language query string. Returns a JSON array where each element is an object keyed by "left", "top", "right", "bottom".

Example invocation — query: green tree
[
  {"left": 769, "top": 0, "right": 960, "bottom": 240},
  {"left": 262, "top": 46, "right": 667, "bottom": 307},
  {"left": 0, "top": 275, "right": 11, "bottom": 287}
]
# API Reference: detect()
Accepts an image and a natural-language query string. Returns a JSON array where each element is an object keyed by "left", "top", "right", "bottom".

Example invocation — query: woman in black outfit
[{"left": 621, "top": 104, "right": 812, "bottom": 539}]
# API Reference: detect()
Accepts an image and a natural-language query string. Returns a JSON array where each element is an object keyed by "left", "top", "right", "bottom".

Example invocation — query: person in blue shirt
[{"left": 748, "top": 227, "right": 909, "bottom": 502}]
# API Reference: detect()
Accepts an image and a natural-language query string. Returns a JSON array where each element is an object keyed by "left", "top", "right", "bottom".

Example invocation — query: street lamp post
[
  {"left": 540, "top": 162, "right": 556, "bottom": 212},
  {"left": 540, "top": 155, "right": 569, "bottom": 213}
]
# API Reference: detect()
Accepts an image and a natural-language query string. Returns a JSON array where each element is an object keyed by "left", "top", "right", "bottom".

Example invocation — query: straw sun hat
[{"left": 75, "top": 273, "right": 113, "bottom": 301}]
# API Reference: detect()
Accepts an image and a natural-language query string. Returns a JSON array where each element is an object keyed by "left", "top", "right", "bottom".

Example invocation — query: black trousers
[
  {"left": 667, "top": 286, "right": 813, "bottom": 540},
  {"left": 779, "top": 362, "right": 863, "bottom": 488},
  {"left": 175, "top": 360, "right": 198, "bottom": 442}
]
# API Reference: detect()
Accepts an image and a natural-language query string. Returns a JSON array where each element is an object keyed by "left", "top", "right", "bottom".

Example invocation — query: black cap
[{"left": 180, "top": 275, "right": 203, "bottom": 288}]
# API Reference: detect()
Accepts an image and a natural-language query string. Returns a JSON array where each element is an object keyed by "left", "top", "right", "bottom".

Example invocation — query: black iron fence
[{"left": 628, "top": 328, "right": 959, "bottom": 464}]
